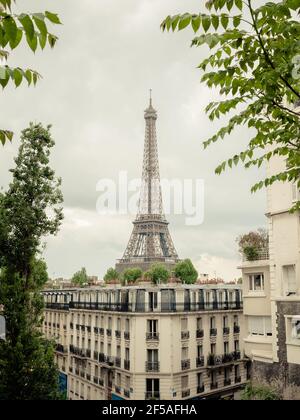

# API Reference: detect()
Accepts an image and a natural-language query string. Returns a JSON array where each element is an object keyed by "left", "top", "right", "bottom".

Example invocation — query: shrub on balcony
[
  {"left": 174, "top": 259, "right": 198, "bottom": 284},
  {"left": 104, "top": 267, "right": 120, "bottom": 284},
  {"left": 147, "top": 264, "right": 170, "bottom": 285},
  {"left": 122, "top": 268, "right": 142, "bottom": 285},
  {"left": 237, "top": 228, "right": 269, "bottom": 261}
]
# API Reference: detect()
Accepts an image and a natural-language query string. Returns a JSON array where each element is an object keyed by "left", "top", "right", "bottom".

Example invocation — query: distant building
[{"left": 42, "top": 282, "right": 248, "bottom": 400}]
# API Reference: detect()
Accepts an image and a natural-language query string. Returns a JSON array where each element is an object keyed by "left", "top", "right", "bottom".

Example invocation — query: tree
[
  {"left": 0, "top": 0, "right": 61, "bottom": 145},
  {"left": 0, "top": 123, "right": 63, "bottom": 399},
  {"left": 71, "top": 267, "right": 88, "bottom": 288},
  {"left": 104, "top": 267, "right": 119, "bottom": 283},
  {"left": 122, "top": 268, "right": 142, "bottom": 284},
  {"left": 148, "top": 264, "right": 170, "bottom": 285},
  {"left": 237, "top": 228, "right": 268, "bottom": 261},
  {"left": 175, "top": 259, "right": 198, "bottom": 284},
  {"left": 162, "top": 1, "right": 300, "bottom": 211},
  {"left": 241, "top": 384, "right": 281, "bottom": 400}
]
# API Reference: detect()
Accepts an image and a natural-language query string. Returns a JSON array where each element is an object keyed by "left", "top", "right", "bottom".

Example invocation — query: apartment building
[
  {"left": 42, "top": 283, "right": 248, "bottom": 400},
  {"left": 239, "top": 130, "right": 300, "bottom": 387}
]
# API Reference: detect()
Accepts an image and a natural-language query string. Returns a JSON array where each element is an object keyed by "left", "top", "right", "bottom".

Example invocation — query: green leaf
[
  {"left": 211, "top": 15, "right": 219, "bottom": 30},
  {"left": 202, "top": 15, "right": 211, "bottom": 32},
  {"left": 33, "top": 15, "right": 48, "bottom": 38},
  {"left": 9, "top": 29, "right": 23, "bottom": 49},
  {"left": 26, "top": 33, "right": 38, "bottom": 52},
  {"left": 221, "top": 14, "right": 229, "bottom": 30},
  {"left": 45, "top": 11, "right": 62, "bottom": 25},
  {"left": 13, "top": 68, "right": 22, "bottom": 87},
  {"left": 235, "top": 0, "right": 243, "bottom": 11},
  {"left": 178, "top": 14, "right": 192, "bottom": 31},
  {"left": 192, "top": 15, "right": 201, "bottom": 33},
  {"left": 3, "top": 16, "right": 18, "bottom": 42},
  {"left": 18, "top": 14, "right": 35, "bottom": 40}
]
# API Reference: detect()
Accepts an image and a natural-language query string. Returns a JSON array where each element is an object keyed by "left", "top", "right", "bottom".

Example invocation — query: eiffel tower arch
[{"left": 116, "top": 94, "right": 180, "bottom": 273}]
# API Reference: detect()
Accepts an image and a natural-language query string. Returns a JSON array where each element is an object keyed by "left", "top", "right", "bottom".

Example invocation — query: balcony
[
  {"left": 145, "top": 392, "right": 160, "bottom": 400},
  {"left": 80, "top": 325, "right": 85, "bottom": 331},
  {"left": 233, "top": 351, "right": 241, "bottom": 361},
  {"left": 223, "top": 327, "right": 230, "bottom": 335},
  {"left": 45, "top": 302, "right": 69, "bottom": 311},
  {"left": 75, "top": 368, "right": 79, "bottom": 376},
  {"left": 207, "top": 351, "right": 241, "bottom": 367},
  {"left": 94, "top": 351, "right": 98, "bottom": 360},
  {"left": 210, "top": 383, "right": 218, "bottom": 390},
  {"left": 234, "top": 325, "right": 240, "bottom": 334},
  {"left": 124, "top": 331, "right": 130, "bottom": 340},
  {"left": 181, "top": 331, "right": 190, "bottom": 340},
  {"left": 115, "top": 330, "right": 121, "bottom": 339},
  {"left": 94, "top": 327, "right": 99, "bottom": 334},
  {"left": 68, "top": 300, "right": 243, "bottom": 313},
  {"left": 242, "top": 248, "right": 269, "bottom": 262},
  {"left": 99, "top": 327, "right": 104, "bottom": 336},
  {"left": 124, "top": 359, "right": 130, "bottom": 370},
  {"left": 76, "top": 324, "right": 80, "bottom": 331},
  {"left": 106, "top": 356, "right": 114, "bottom": 366},
  {"left": 99, "top": 353, "right": 106, "bottom": 363},
  {"left": 86, "top": 326, "right": 91, "bottom": 333},
  {"left": 197, "top": 385, "right": 205, "bottom": 394},
  {"left": 196, "top": 356, "right": 205, "bottom": 367},
  {"left": 70, "top": 323, "right": 74, "bottom": 329},
  {"left": 69, "top": 367, "right": 73, "bottom": 373},
  {"left": 145, "top": 361, "right": 160, "bottom": 372},
  {"left": 146, "top": 332, "right": 159, "bottom": 341},
  {"left": 93, "top": 376, "right": 98, "bottom": 385},
  {"left": 224, "top": 379, "right": 231, "bottom": 386},
  {"left": 181, "top": 359, "right": 191, "bottom": 370},
  {"left": 196, "top": 329, "right": 204, "bottom": 339},
  {"left": 99, "top": 378, "right": 104, "bottom": 386},
  {"left": 182, "top": 389, "right": 190, "bottom": 398},
  {"left": 115, "top": 386, "right": 121, "bottom": 394},
  {"left": 56, "top": 344, "right": 67, "bottom": 354},
  {"left": 106, "top": 328, "right": 112, "bottom": 337},
  {"left": 115, "top": 357, "right": 121, "bottom": 367},
  {"left": 80, "top": 371, "right": 85, "bottom": 378},
  {"left": 69, "top": 345, "right": 89, "bottom": 359},
  {"left": 210, "top": 328, "right": 217, "bottom": 337},
  {"left": 86, "top": 374, "right": 91, "bottom": 381},
  {"left": 124, "top": 389, "right": 130, "bottom": 398},
  {"left": 235, "top": 376, "right": 241, "bottom": 384}
]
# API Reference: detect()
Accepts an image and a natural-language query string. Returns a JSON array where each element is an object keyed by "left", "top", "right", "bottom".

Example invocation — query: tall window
[
  {"left": 181, "top": 318, "right": 188, "bottom": 331},
  {"left": 147, "top": 320, "right": 158, "bottom": 335},
  {"left": 197, "top": 372, "right": 203, "bottom": 387},
  {"left": 283, "top": 265, "right": 297, "bottom": 295},
  {"left": 149, "top": 292, "right": 158, "bottom": 311},
  {"left": 197, "top": 344, "right": 203, "bottom": 357},
  {"left": 125, "top": 318, "right": 130, "bottom": 332},
  {"left": 181, "top": 347, "right": 188, "bottom": 360},
  {"left": 234, "top": 315, "right": 239, "bottom": 327},
  {"left": 181, "top": 375, "right": 189, "bottom": 390},
  {"left": 117, "top": 318, "right": 121, "bottom": 331},
  {"left": 196, "top": 317, "right": 202, "bottom": 330},
  {"left": 234, "top": 340, "right": 240, "bottom": 351},
  {"left": 210, "top": 343, "right": 216, "bottom": 354},
  {"left": 224, "top": 342, "right": 229, "bottom": 354},
  {"left": 146, "top": 379, "right": 159, "bottom": 396},
  {"left": 223, "top": 316, "right": 228, "bottom": 328},
  {"left": 249, "top": 274, "right": 264, "bottom": 291},
  {"left": 147, "top": 349, "right": 158, "bottom": 363},
  {"left": 210, "top": 316, "right": 216, "bottom": 329},
  {"left": 125, "top": 348, "right": 130, "bottom": 361}
]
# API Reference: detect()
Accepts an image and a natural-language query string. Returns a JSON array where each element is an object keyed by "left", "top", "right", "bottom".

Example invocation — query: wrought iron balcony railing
[
  {"left": 124, "top": 331, "right": 130, "bottom": 340},
  {"left": 223, "top": 327, "right": 230, "bottom": 335},
  {"left": 181, "top": 359, "right": 190, "bottom": 370},
  {"left": 196, "top": 329, "right": 204, "bottom": 339},
  {"left": 66, "top": 301, "right": 243, "bottom": 313},
  {"left": 210, "top": 383, "right": 218, "bottom": 390},
  {"left": 207, "top": 351, "right": 241, "bottom": 366},
  {"left": 146, "top": 332, "right": 159, "bottom": 341},
  {"left": 124, "top": 389, "right": 130, "bottom": 398},
  {"left": 234, "top": 325, "right": 240, "bottom": 334},
  {"left": 145, "top": 361, "right": 160, "bottom": 372},
  {"left": 197, "top": 385, "right": 205, "bottom": 394},
  {"left": 182, "top": 389, "right": 190, "bottom": 398},
  {"left": 181, "top": 331, "right": 190, "bottom": 340},
  {"left": 115, "top": 330, "right": 121, "bottom": 339},
  {"left": 115, "top": 357, "right": 121, "bottom": 367},
  {"left": 124, "top": 359, "right": 130, "bottom": 370},
  {"left": 196, "top": 356, "right": 205, "bottom": 367},
  {"left": 224, "top": 379, "right": 231, "bottom": 386},
  {"left": 145, "top": 392, "right": 160, "bottom": 400},
  {"left": 210, "top": 328, "right": 217, "bottom": 336}
]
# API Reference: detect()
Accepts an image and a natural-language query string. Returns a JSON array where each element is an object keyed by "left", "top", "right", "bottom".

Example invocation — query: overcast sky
[{"left": 0, "top": 0, "right": 267, "bottom": 281}]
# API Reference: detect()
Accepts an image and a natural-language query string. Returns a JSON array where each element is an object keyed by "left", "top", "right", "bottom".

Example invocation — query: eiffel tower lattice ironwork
[{"left": 116, "top": 94, "right": 180, "bottom": 273}]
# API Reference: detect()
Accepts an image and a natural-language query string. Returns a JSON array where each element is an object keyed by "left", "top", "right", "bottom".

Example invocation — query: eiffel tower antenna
[{"left": 116, "top": 94, "right": 179, "bottom": 273}]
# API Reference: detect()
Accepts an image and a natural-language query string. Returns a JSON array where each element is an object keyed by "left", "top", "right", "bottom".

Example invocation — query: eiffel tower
[{"left": 116, "top": 93, "right": 180, "bottom": 273}]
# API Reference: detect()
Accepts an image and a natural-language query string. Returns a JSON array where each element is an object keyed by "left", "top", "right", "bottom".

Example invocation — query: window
[
  {"left": 149, "top": 292, "right": 158, "bottom": 311},
  {"left": 125, "top": 348, "right": 130, "bottom": 361},
  {"left": 249, "top": 316, "right": 272, "bottom": 337},
  {"left": 197, "top": 317, "right": 202, "bottom": 330},
  {"left": 291, "top": 317, "right": 300, "bottom": 339},
  {"left": 235, "top": 365, "right": 240, "bottom": 379},
  {"left": 147, "top": 349, "right": 158, "bottom": 363},
  {"left": 234, "top": 315, "right": 239, "bottom": 327},
  {"left": 210, "top": 316, "right": 216, "bottom": 329},
  {"left": 181, "top": 318, "right": 188, "bottom": 331},
  {"left": 197, "top": 345, "right": 203, "bottom": 357},
  {"left": 147, "top": 319, "right": 158, "bottom": 334},
  {"left": 181, "top": 375, "right": 188, "bottom": 390},
  {"left": 182, "top": 347, "right": 188, "bottom": 359},
  {"left": 197, "top": 372, "right": 203, "bottom": 387},
  {"left": 223, "top": 316, "right": 228, "bottom": 328},
  {"left": 234, "top": 340, "right": 240, "bottom": 351},
  {"left": 249, "top": 274, "right": 264, "bottom": 291},
  {"left": 117, "top": 345, "right": 121, "bottom": 358},
  {"left": 125, "top": 319, "right": 130, "bottom": 332},
  {"left": 146, "top": 378, "right": 159, "bottom": 395},
  {"left": 224, "top": 342, "right": 229, "bottom": 354},
  {"left": 283, "top": 265, "right": 297, "bottom": 295},
  {"left": 108, "top": 317, "right": 112, "bottom": 329},
  {"left": 116, "top": 373, "right": 121, "bottom": 386},
  {"left": 210, "top": 343, "right": 216, "bottom": 355},
  {"left": 117, "top": 318, "right": 121, "bottom": 331}
]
